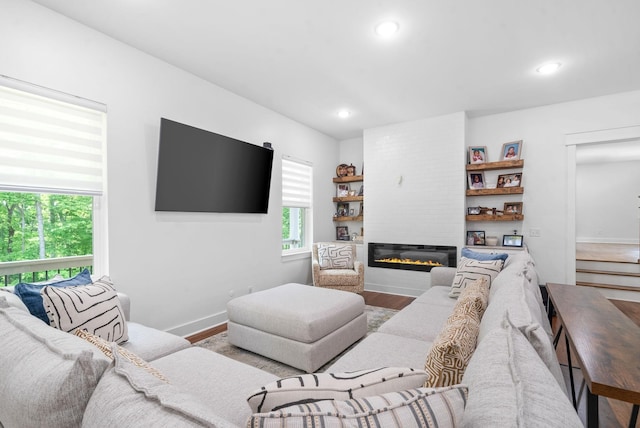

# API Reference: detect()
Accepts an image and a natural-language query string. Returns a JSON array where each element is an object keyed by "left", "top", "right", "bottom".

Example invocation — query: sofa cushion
[
  {"left": 423, "top": 282, "right": 485, "bottom": 387},
  {"left": 449, "top": 257, "right": 503, "bottom": 298},
  {"left": 247, "top": 367, "right": 429, "bottom": 413},
  {"left": 41, "top": 275, "right": 129, "bottom": 344},
  {"left": 461, "top": 247, "right": 509, "bottom": 262},
  {"left": 74, "top": 329, "right": 168, "bottom": 382},
  {"left": 13, "top": 269, "right": 92, "bottom": 323},
  {"left": 83, "top": 344, "right": 235, "bottom": 428},
  {"left": 479, "top": 275, "right": 565, "bottom": 391},
  {"left": 121, "top": 322, "right": 191, "bottom": 361},
  {"left": 0, "top": 299, "right": 111, "bottom": 428},
  {"left": 461, "top": 314, "right": 582, "bottom": 428},
  {"left": 0, "top": 286, "right": 29, "bottom": 312},
  {"left": 317, "top": 243, "right": 354, "bottom": 269},
  {"left": 247, "top": 385, "right": 468, "bottom": 428}
]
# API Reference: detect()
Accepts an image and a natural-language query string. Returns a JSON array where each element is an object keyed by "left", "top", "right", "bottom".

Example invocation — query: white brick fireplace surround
[{"left": 363, "top": 112, "right": 466, "bottom": 296}]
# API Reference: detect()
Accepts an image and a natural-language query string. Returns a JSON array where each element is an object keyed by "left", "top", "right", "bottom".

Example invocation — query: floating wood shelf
[
  {"left": 466, "top": 214, "right": 524, "bottom": 221},
  {"left": 333, "top": 196, "right": 364, "bottom": 203},
  {"left": 466, "top": 160, "right": 524, "bottom": 171},
  {"left": 333, "top": 215, "right": 363, "bottom": 222},
  {"left": 333, "top": 175, "right": 364, "bottom": 183},
  {"left": 466, "top": 187, "right": 524, "bottom": 196}
]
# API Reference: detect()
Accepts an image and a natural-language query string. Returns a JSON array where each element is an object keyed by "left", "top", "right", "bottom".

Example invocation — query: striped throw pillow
[
  {"left": 449, "top": 257, "right": 503, "bottom": 298},
  {"left": 42, "top": 276, "right": 128, "bottom": 344},
  {"left": 247, "top": 385, "right": 467, "bottom": 428}
]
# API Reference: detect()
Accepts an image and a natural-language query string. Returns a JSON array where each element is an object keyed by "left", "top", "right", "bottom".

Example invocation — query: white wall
[
  {"left": 1, "top": 0, "right": 338, "bottom": 335},
  {"left": 576, "top": 159, "right": 640, "bottom": 243},
  {"left": 468, "top": 90, "right": 640, "bottom": 284},
  {"left": 363, "top": 112, "right": 467, "bottom": 295}
]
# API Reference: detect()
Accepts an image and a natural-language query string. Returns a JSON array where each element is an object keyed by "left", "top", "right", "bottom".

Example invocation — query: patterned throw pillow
[
  {"left": 42, "top": 276, "right": 129, "bottom": 344},
  {"left": 317, "top": 243, "right": 354, "bottom": 270},
  {"left": 423, "top": 280, "right": 487, "bottom": 388},
  {"left": 247, "top": 385, "right": 468, "bottom": 428},
  {"left": 14, "top": 269, "right": 92, "bottom": 323},
  {"left": 74, "top": 329, "right": 168, "bottom": 382},
  {"left": 449, "top": 257, "right": 503, "bottom": 298},
  {"left": 247, "top": 367, "right": 429, "bottom": 413}
]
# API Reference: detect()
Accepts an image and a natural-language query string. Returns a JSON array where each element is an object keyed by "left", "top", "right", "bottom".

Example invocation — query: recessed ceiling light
[
  {"left": 536, "top": 62, "right": 562, "bottom": 75},
  {"left": 374, "top": 21, "right": 399, "bottom": 37},
  {"left": 337, "top": 109, "right": 351, "bottom": 119}
]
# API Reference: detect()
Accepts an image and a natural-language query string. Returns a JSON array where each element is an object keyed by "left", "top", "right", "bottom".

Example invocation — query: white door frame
[{"left": 564, "top": 125, "right": 640, "bottom": 283}]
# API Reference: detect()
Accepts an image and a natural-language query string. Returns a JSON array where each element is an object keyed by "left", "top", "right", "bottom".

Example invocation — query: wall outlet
[{"left": 529, "top": 228, "right": 541, "bottom": 237}]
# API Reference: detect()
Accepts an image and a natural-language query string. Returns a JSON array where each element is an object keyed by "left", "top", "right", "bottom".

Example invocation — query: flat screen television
[{"left": 154, "top": 118, "right": 274, "bottom": 213}]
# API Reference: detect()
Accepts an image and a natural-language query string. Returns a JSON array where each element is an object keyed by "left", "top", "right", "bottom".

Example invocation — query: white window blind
[
  {"left": 282, "top": 157, "right": 312, "bottom": 208},
  {"left": 0, "top": 81, "right": 106, "bottom": 195}
]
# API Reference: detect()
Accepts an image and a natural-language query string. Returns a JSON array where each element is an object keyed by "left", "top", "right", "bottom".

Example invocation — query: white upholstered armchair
[{"left": 311, "top": 242, "right": 364, "bottom": 294}]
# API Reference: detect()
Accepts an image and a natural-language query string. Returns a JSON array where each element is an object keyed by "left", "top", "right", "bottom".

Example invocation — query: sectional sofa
[{"left": 0, "top": 250, "right": 582, "bottom": 427}]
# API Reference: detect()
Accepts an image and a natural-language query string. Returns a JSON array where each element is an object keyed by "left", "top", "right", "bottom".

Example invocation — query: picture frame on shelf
[
  {"left": 496, "top": 173, "right": 522, "bottom": 188},
  {"left": 503, "top": 234, "right": 524, "bottom": 247},
  {"left": 466, "top": 230, "right": 486, "bottom": 246},
  {"left": 336, "top": 202, "right": 349, "bottom": 217},
  {"left": 336, "top": 164, "right": 348, "bottom": 177},
  {"left": 503, "top": 202, "right": 523, "bottom": 215},
  {"left": 346, "top": 164, "right": 356, "bottom": 176},
  {"left": 501, "top": 140, "right": 523, "bottom": 161},
  {"left": 468, "top": 172, "right": 486, "bottom": 189},
  {"left": 468, "top": 146, "right": 487, "bottom": 164},
  {"left": 467, "top": 206, "right": 481, "bottom": 215},
  {"left": 336, "top": 226, "right": 349, "bottom": 241},
  {"left": 337, "top": 184, "right": 350, "bottom": 197}
]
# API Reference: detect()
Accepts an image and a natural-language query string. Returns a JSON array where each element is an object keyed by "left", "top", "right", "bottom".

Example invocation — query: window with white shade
[
  {"left": 0, "top": 78, "right": 108, "bottom": 282},
  {"left": 282, "top": 156, "right": 312, "bottom": 255}
]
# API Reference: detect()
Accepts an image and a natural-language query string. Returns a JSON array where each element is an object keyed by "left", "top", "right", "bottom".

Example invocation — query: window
[
  {"left": 282, "top": 157, "right": 312, "bottom": 255},
  {"left": 0, "top": 78, "right": 107, "bottom": 284}
]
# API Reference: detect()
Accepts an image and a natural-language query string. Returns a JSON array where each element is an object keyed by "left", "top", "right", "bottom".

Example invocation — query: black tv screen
[{"left": 155, "top": 118, "right": 274, "bottom": 213}]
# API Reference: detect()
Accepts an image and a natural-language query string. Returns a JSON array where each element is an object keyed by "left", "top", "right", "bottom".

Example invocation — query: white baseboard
[{"left": 166, "top": 310, "right": 228, "bottom": 338}]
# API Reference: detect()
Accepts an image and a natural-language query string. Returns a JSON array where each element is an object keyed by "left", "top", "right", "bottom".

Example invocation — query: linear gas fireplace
[{"left": 368, "top": 243, "right": 457, "bottom": 272}]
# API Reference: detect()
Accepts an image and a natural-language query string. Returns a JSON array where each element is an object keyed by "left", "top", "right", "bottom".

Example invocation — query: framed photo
[
  {"left": 496, "top": 173, "right": 522, "bottom": 188},
  {"left": 337, "top": 184, "right": 350, "bottom": 197},
  {"left": 346, "top": 164, "right": 356, "bottom": 176},
  {"left": 501, "top": 140, "right": 523, "bottom": 161},
  {"left": 467, "top": 172, "right": 486, "bottom": 189},
  {"left": 468, "top": 146, "right": 487, "bottom": 164},
  {"left": 503, "top": 202, "right": 523, "bottom": 215},
  {"left": 503, "top": 234, "right": 524, "bottom": 247},
  {"left": 466, "top": 230, "right": 486, "bottom": 246},
  {"left": 336, "top": 226, "right": 349, "bottom": 241},
  {"left": 336, "top": 163, "right": 348, "bottom": 177},
  {"left": 467, "top": 206, "right": 481, "bottom": 215},
  {"left": 336, "top": 202, "right": 349, "bottom": 217}
]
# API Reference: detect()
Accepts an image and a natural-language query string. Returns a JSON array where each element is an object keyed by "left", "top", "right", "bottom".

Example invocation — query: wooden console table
[{"left": 547, "top": 283, "right": 640, "bottom": 428}]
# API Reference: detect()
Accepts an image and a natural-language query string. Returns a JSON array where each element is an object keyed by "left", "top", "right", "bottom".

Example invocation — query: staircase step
[
  {"left": 576, "top": 281, "right": 640, "bottom": 292},
  {"left": 576, "top": 269, "right": 640, "bottom": 278}
]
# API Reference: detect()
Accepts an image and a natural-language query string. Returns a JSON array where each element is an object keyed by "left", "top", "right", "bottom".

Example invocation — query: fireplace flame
[{"left": 374, "top": 257, "right": 444, "bottom": 267}]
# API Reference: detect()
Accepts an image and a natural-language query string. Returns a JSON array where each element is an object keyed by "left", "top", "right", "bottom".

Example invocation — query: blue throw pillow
[
  {"left": 14, "top": 269, "right": 93, "bottom": 323},
  {"left": 461, "top": 247, "right": 509, "bottom": 262}
]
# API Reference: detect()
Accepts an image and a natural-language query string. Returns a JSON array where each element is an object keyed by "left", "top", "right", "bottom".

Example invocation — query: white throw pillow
[
  {"left": 42, "top": 276, "right": 129, "bottom": 344},
  {"left": 449, "top": 257, "right": 503, "bottom": 298},
  {"left": 247, "top": 367, "right": 429, "bottom": 413},
  {"left": 317, "top": 243, "right": 354, "bottom": 270}
]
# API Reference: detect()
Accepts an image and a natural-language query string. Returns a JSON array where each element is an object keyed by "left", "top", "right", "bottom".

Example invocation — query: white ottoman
[{"left": 226, "top": 283, "right": 367, "bottom": 373}]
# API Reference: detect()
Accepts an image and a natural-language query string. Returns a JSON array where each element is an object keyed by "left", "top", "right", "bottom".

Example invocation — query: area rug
[{"left": 194, "top": 305, "right": 398, "bottom": 378}]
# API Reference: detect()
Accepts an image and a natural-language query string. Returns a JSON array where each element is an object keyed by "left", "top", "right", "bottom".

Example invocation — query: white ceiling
[{"left": 31, "top": 0, "right": 640, "bottom": 140}]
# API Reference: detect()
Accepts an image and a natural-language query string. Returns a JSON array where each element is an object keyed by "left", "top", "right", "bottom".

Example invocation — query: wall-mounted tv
[{"left": 154, "top": 118, "right": 274, "bottom": 213}]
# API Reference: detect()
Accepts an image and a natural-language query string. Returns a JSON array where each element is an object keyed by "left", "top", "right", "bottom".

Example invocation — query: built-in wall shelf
[
  {"left": 466, "top": 159, "right": 524, "bottom": 171},
  {"left": 466, "top": 214, "right": 525, "bottom": 221},
  {"left": 333, "top": 215, "right": 364, "bottom": 222},
  {"left": 466, "top": 187, "right": 524, "bottom": 196},
  {"left": 333, "top": 196, "right": 364, "bottom": 203},
  {"left": 333, "top": 174, "right": 364, "bottom": 183}
]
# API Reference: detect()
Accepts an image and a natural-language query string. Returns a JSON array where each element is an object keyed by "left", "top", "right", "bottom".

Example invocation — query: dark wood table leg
[
  {"left": 587, "top": 388, "right": 599, "bottom": 428},
  {"left": 629, "top": 404, "right": 639, "bottom": 428},
  {"left": 566, "top": 333, "right": 577, "bottom": 409}
]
